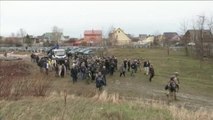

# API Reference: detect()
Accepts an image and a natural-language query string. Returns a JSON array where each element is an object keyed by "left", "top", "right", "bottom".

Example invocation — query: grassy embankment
[{"left": 0, "top": 47, "right": 212, "bottom": 120}]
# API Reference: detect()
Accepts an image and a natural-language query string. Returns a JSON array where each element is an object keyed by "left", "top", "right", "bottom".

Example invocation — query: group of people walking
[
  {"left": 31, "top": 52, "right": 179, "bottom": 99},
  {"left": 119, "top": 59, "right": 155, "bottom": 82}
]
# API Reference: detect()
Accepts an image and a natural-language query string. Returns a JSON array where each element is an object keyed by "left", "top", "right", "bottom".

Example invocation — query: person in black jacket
[
  {"left": 127, "top": 59, "right": 131, "bottom": 72},
  {"left": 70, "top": 65, "right": 78, "bottom": 84},
  {"left": 143, "top": 60, "right": 150, "bottom": 75},
  {"left": 149, "top": 64, "right": 155, "bottom": 82},
  {"left": 119, "top": 64, "right": 126, "bottom": 77},
  {"left": 95, "top": 72, "right": 105, "bottom": 91},
  {"left": 109, "top": 62, "right": 115, "bottom": 76},
  {"left": 130, "top": 61, "right": 137, "bottom": 76},
  {"left": 123, "top": 59, "right": 127, "bottom": 70},
  {"left": 101, "top": 66, "right": 107, "bottom": 86}
]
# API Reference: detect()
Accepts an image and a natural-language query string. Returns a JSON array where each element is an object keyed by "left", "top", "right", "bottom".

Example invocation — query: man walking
[{"left": 149, "top": 65, "right": 155, "bottom": 82}]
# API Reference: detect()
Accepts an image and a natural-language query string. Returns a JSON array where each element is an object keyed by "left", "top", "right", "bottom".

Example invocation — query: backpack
[
  {"left": 131, "top": 64, "right": 135, "bottom": 69},
  {"left": 170, "top": 81, "right": 176, "bottom": 91},
  {"left": 96, "top": 76, "right": 103, "bottom": 81},
  {"left": 96, "top": 76, "right": 104, "bottom": 88}
]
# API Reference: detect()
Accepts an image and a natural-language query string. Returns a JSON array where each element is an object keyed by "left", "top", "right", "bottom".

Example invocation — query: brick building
[{"left": 84, "top": 30, "right": 102, "bottom": 46}]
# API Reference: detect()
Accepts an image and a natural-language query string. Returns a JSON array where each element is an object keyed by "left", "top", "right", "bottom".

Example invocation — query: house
[
  {"left": 61, "top": 36, "right": 70, "bottom": 41},
  {"left": 162, "top": 32, "right": 180, "bottom": 46},
  {"left": 109, "top": 28, "right": 131, "bottom": 46},
  {"left": 41, "top": 32, "right": 69, "bottom": 42},
  {"left": 84, "top": 30, "right": 102, "bottom": 46},
  {"left": 154, "top": 35, "right": 164, "bottom": 47},
  {"left": 138, "top": 36, "right": 155, "bottom": 47},
  {"left": 183, "top": 29, "right": 213, "bottom": 57},
  {"left": 72, "top": 40, "right": 82, "bottom": 46},
  {"left": 183, "top": 30, "right": 212, "bottom": 44},
  {"left": 139, "top": 34, "right": 147, "bottom": 41},
  {"left": 131, "top": 37, "right": 140, "bottom": 42}
]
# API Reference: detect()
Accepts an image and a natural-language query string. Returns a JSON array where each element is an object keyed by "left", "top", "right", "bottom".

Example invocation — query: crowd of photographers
[{"left": 31, "top": 52, "right": 155, "bottom": 91}]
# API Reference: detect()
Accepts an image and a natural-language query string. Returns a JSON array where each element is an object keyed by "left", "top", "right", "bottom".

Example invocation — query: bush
[
  {"left": 0, "top": 61, "right": 51, "bottom": 100},
  {"left": 10, "top": 75, "right": 51, "bottom": 99}
]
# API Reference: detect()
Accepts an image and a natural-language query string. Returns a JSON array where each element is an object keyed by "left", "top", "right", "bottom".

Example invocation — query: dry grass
[
  {"left": 0, "top": 91, "right": 212, "bottom": 120},
  {"left": 0, "top": 61, "right": 52, "bottom": 100}
]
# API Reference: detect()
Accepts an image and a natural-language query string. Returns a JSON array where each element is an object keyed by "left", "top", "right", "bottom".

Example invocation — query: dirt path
[
  {"left": 106, "top": 77, "right": 213, "bottom": 111},
  {"left": 0, "top": 53, "right": 46, "bottom": 61}
]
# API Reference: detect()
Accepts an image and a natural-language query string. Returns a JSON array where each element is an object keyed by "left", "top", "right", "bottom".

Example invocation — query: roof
[
  {"left": 109, "top": 28, "right": 124, "bottom": 34},
  {"left": 84, "top": 30, "right": 102, "bottom": 35},
  {"left": 64, "top": 36, "right": 70, "bottom": 39},
  {"left": 184, "top": 29, "right": 213, "bottom": 42},
  {"left": 139, "top": 34, "right": 147, "bottom": 38},
  {"left": 131, "top": 37, "right": 140, "bottom": 42},
  {"left": 186, "top": 29, "right": 212, "bottom": 36},
  {"left": 163, "top": 32, "right": 178, "bottom": 40},
  {"left": 139, "top": 36, "right": 155, "bottom": 45}
]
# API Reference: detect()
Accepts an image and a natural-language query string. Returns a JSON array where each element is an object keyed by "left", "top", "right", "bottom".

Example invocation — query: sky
[{"left": 0, "top": 1, "right": 213, "bottom": 38}]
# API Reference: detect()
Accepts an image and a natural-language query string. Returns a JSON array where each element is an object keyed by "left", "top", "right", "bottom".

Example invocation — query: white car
[{"left": 52, "top": 49, "right": 67, "bottom": 60}]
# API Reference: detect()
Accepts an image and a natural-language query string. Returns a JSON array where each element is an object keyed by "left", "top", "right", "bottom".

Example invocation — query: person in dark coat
[
  {"left": 101, "top": 66, "right": 107, "bottom": 86},
  {"left": 90, "top": 64, "right": 96, "bottom": 81},
  {"left": 109, "top": 62, "right": 115, "bottom": 76},
  {"left": 143, "top": 60, "right": 150, "bottom": 75},
  {"left": 36, "top": 56, "right": 39, "bottom": 64},
  {"left": 114, "top": 57, "right": 118, "bottom": 71},
  {"left": 95, "top": 72, "right": 105, "bottom": 91},
  {"left": 130, "top": 61, "right": 137, "bottom": 76},
  {"left": 119, "top": 64, "right": 126, "bottom": 77},
  {"left": 127, "top": 59, "right": 131, "bottom": 72},
  {"left": 61, "top": 64, "right": 66, "bottom": 78},
  {"left": 85, "top": 67, "right": 92, "bottom": 84},
  {"left": 70, "top": 65, "right": 78, "bottom": 84},
  {"left": 55, "top": 63, "right": 59, "bottom": 77},
  {"left": 149, "top": 65, "right": 155, "bottom": 82},
  {"left": 123, "top": 59, "right": 127, "bottom": 70}
]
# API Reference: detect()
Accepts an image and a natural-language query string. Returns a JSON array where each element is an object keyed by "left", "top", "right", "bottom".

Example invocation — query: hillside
[{"left": 0, "top": 48, "right": 212, "bottom": 120}]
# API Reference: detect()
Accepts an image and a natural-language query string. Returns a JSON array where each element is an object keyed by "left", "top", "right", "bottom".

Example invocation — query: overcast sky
[{"left": 1, "top": 1, "right": 213, "bottom": 38}]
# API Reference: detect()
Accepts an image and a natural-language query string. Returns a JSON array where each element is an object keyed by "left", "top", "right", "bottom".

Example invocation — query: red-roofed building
[{"left": 84, "top": 30, "right": 102, "bottom": 45}]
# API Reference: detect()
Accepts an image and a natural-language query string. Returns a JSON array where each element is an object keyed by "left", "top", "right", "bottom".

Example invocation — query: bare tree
[
  {"left": 17, "top": 28, "right": 26, "bottom": 44},
  {"left": 206, "top": 16, "right": 213, "bottom": 57},
  {"left": 108, "top": 26, "right": 116, "bottom": 46},
  {"left": 190, "top": 15, "right": 208, "bottom": 68},
  {"left": 11, "top": 33, "right": 15, "bottom": 37},
  {"left": 180, "top": 20, "right": 189, "bottom": 56},
  {"left": 207, "top": 16, "right": 213, "bottom": 37},
  {"left": 197, "top": 15, "right": 206, "bottom": 61},
  {"left": 25, "top": 34, "right": 33, "bottom": 47},
  {"left": 19, "top": 28, "right": 26, "bottom": 38},
  {"left": 153, "top": 30, "right": 161, "bottom": 46},
  {"left": 52, "top": 26, "right": 63, "bottom": 44},
  {"left": 163, "top": 35, "right": 170, "bottom": 56}
]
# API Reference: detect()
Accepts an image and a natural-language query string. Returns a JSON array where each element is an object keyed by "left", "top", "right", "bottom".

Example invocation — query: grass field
[{"left": 0, "top": 47, "right": 212, "bottom": 120}]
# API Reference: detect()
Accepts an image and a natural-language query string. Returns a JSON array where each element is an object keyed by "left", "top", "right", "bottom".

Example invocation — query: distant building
[
  {"left": 35, "top": 32, "right": 69, "bottom": 46},
  {"left": 138, "top": 36, "right": 155, "bottom": 47},
  {"left": 131, "top": 37, "right": 140, "bottom": 42},
  {"left": 139, "top": 34, "right": 147, "bottom": 41},
  {"left": 0, "top": 37, "right": 23, "bottom": 47},
  {"left": 63, "top": 36, "right": 70, "bottom": 41},
  {"left": 84, "top": 30, "right": 102, "bottom": 46},
  {"left": 184, "top": 30, "right": 212, "bottom": 44},
  {"left": 162, "top": 32, "right": 180, "bottom": 46},
  {"left": 109, "top": 28, "right": 131, "bottom": 46},
  {"left": 183, "top": 29, "right": 213, "bottom": 57}
]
